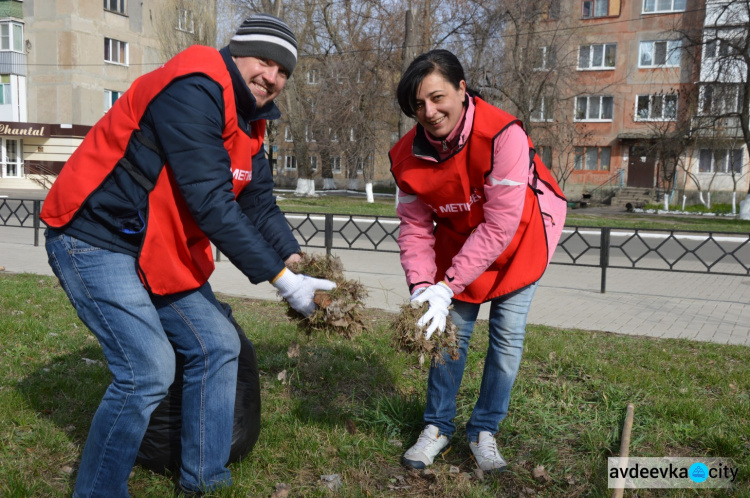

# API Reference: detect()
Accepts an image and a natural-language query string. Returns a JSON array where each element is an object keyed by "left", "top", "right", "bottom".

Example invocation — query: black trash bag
[{"left": 136, "top": 301, "right": 261, "bottom": 474}]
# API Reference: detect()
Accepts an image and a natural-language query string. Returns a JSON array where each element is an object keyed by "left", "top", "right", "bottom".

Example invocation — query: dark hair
[{"left": 397, "top": 49, "right": 466, "bottom": 118}]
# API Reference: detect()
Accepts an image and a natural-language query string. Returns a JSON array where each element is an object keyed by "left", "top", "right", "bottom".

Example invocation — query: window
[
  {"left": 104, "top": 38, "right": 128, "bottom": 65},
  {"left": 349, "top": 128, "right": 356, "bottom": 142},
  {"left": 575, "top": 95, "right": 614, "bottom": 121},
  {"left": 310, "top": 155, "right": 318, "bottom": 171},
  {"left": 538, "top": 145, "right": 553, "bottom": 168},
  {"left": 547, "top": 3, "right": 561, "bottom": 20},
  {"left": 0, "top": 22, "right": 23, "bottom": 53},
  {"left": 305, "top": 126, "right": 316, "bottom": 142},
  {"left": 0, "top": 75, "right": 10, "bottom": 105},
  {"left": 578, "top": 43, "right": 616, "bottom": 69},
  {"left": 356, "top": 157, "right": 365, "bottom": 175},
  {"left": 639, "top": 40, "right": 681, "bottom": 68},
  {"left": 285, "top": 155, "right": 297, "bottom": 170},
  {"left": 582, "top": 0, "right": 609, "bottom": 18},
  {"left": 574, "top": 146, "right": 611, "bottom": 171},
  {"left": 284, "top": 127, "right": 293, "bottom": 142},
  {"left": 177, "top": 8, "right": 194, "bottom": 33},
  {"left": 104, "top": 0, "right": 126, "bottom": 15},
  {"left": 332, "top": 156, "right": 342, "bottom": 174},
  {"left": 704, "top": 38, "right": 740, "bottom": 59},
  {"left": 104, "top": 89, "right": 122, "bottom": 112},
  {"left": 635, "top": 94, "right": 677, "bottom": 121},
  {"left": 700, "top": 84, "right": 742, "bottom": 115},
  {"left": 698, "top": 149, "right": 743, "bottom": 174},
  {"left": 533, "top": 46, "right": 556, "bottom": 70},
  {"left": 307, "top": 69, "right": 319, "bottom": 85},
  {"left": 643, "top": 0, "right": 685, "bottom": 14},
  {"left": 1, "top": 138, "right": 21, "bottom": 178},
  {"left": 530, "top": 97, "right": 554, "bottom": 122}
]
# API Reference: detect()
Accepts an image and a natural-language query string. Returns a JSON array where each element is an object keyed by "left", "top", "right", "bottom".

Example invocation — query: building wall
[
  {"left": 23, "top": 0, "right": 163, "bottom": 127},
  {"left": 557, "top": 0, "right": 750, "bottom": 201},
  {"left": 560, "top": 0, "right": 702, "bottom": 195},
  {"left": 0, "top": 0, "right": 217, "bottom": 185}
]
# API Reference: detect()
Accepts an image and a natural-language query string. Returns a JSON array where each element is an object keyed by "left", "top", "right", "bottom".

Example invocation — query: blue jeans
[
  {"left": 46, "top": 230, "right": 240, "bottom": 497},
  {"left": 424, "top": 282, "right": 538, "bottom": 443}
]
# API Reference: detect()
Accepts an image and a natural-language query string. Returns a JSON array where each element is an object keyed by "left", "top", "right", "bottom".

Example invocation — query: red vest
[
  {"left": 41, "top": 45, "right": 266, "bottom": 295},
  {"left": 390, "top": 98, "right": 564, "bottom": 303}
]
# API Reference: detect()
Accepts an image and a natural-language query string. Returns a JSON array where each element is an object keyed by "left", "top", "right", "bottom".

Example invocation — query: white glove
[
  {"left": 272, "top": 268, "right": 337, "bottom": 317},
  {"left": 413, "top": 281, "right": 454, "bottom": 340},
  {"left": 410, "top": 286, "right": 429, "bottom": 301}
]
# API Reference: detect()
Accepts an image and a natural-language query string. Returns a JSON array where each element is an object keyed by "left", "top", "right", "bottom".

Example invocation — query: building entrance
[{"left": 627, "top": 146, "right": 655, "bottom": 188}]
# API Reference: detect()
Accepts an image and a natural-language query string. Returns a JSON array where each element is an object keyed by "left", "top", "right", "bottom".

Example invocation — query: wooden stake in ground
[
  {"left": 285, "top": 253, "right": 369, "bottom": 339},
  {"left": 612, "top": 403, "right": 635, "bottom": 498}
]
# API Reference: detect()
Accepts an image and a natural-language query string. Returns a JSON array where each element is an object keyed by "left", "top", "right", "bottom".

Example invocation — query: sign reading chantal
[{"left": 0, "top": 124, "right": 46, "bottom": 136}]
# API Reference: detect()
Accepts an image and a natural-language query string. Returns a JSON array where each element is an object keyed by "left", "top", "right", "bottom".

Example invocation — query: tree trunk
[
  {"left": 740, "top": 194, "right": 750, "bottom": 220},
  {"left": 295, "top": 178, "right": 316, "bottom": 196},
  {"left": 320, "top": 150, "right": 334, "bottom": 190},
  {"left": 663, "top": 193, "right": 669, "bottom": 211},
  {"left": 365, "top": 182, "right": 374, "bottom": 203},
  {"left": 395, "top": 8, "right": 418, "bottom": 210}
]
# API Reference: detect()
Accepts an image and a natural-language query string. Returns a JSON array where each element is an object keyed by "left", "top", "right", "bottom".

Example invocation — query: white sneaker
[
  {"left": 401, "top": 425, "right": 451, "bottom": 469},
  {"left": 469, "top": 431, "right": 507, "bottom": 472}
]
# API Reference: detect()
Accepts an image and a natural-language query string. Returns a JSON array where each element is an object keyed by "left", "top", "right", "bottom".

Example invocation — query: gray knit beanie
[{"left": 230, "top": 13, "right": 298, "bottom": 76}]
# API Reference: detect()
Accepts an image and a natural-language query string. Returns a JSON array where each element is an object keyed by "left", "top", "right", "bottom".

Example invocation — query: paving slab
[{"left": 1, "top": 225, "right": 749, "bottom": 347}]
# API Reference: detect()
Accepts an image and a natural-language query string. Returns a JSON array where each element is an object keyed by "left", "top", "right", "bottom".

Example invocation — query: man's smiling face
[{"left": 233, "top": 56, "right": 289, "bottom": 108}]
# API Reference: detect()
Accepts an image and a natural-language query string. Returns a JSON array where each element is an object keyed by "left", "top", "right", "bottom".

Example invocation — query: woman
[{"left": 390, "top": 49, "right": 566, "bottom": 472}]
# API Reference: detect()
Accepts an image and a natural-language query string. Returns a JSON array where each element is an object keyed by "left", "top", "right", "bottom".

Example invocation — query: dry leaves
[
  {"left": 391, "top": 302, "right": 459, "bottom": 368},
  {"left": 532, "top": 465, "right": 551, "bottom": 483},
  {"left": 270, "top": 483, "right": 291, "bottom": 498},
  {"left": 286, "top": 253, "right": 369, "bottom": 338}
]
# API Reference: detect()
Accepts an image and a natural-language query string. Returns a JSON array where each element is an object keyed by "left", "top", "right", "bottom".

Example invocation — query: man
[{"left": 41, "top": 14, "right": 333, "bottom": 497}]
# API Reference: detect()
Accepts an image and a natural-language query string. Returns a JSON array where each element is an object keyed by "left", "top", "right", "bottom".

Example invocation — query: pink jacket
[{"left": 396, "top": 96, "right": 567, "bottom": 296}]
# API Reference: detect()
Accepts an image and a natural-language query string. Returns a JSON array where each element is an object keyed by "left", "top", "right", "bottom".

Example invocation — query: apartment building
[
  {"left": 685, "top": 0, "right": 748, "bottom": 202},
  {"left": 533, "top": 0, "right": 748, "bottom": 203},
  {"left": 0, "top": 0, "right": 211, "bottom": 189}
]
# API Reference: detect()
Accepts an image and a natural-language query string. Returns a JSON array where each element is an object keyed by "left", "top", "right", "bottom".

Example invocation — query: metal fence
[{"left": 3, "top": 198, "right": 750, "bottom": 293}]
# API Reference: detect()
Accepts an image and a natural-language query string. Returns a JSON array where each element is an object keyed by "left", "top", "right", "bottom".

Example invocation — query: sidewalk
[{"left": 2, "top": 225, "right": 749, "bottom": 347}]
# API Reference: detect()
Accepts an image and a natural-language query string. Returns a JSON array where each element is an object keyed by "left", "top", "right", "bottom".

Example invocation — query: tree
[
  {"left": 230, "top": 1, "right": 401, "bottom": 199},
  {"left": 676, "top": 0, "right": 750, "bottom": 216},
  {"left": 637, "top": 88, "right": 698, "bottom": 210},
  {"left": 540, "top": 119, "right": 594, "bottom": 192}
]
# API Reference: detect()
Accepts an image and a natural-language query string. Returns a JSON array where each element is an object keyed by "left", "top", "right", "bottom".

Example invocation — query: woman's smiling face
[{"left": 413, "top": 72, "right": 466, "bottom": 139}]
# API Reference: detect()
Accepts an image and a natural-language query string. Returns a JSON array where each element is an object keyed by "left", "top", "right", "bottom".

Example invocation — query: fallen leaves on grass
[
  {"left": 271, "top": 483, "right": 291, "bottom": 498},
  {"left": 391, "top": 302, "right": 459, "bottom": 368},
  {"left": 532, "top": 465, "right": 551, "bottom": 483},
  {"left": 285, "top": 253, "right": 369, "bottom": 338}
]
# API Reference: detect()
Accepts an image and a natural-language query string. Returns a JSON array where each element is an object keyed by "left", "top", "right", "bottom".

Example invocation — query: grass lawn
[
  {"left": 1, "top": 273, "right": 748, "bottom": 497},
  {"left": 275, "top": 191, "right": 750, "bottom": 234}
]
